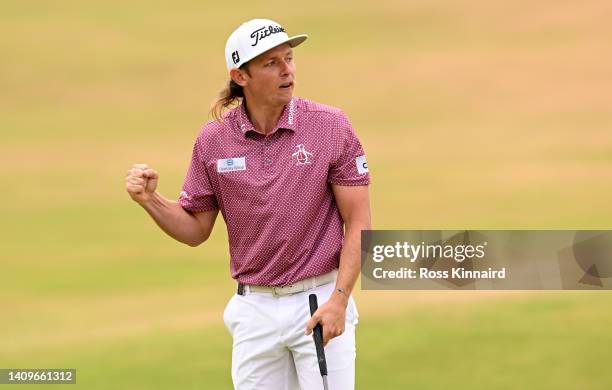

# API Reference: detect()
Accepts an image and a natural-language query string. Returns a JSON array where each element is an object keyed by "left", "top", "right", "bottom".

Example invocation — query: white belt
[{"left": 239, "top": 270, "right": 337, "bottom": 297}]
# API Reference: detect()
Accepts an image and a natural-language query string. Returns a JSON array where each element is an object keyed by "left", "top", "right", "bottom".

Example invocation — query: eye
[{"left": 264, "top": 60, "right": 274, "bottom": 67}]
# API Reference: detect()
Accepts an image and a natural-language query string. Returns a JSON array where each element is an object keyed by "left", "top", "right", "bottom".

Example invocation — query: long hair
[{"left": 209, "top": 65, "right": 250, "bottom": 122}]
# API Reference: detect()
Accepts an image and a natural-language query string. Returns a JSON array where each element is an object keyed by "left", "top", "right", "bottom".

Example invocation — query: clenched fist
[{"left": 126, "top": 163, "right": 159, "bottom": 205}]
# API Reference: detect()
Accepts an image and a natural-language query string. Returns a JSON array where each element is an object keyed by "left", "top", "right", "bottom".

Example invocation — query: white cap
[{"left": 225, "top": 18, "right": 308, "bottom": 71}]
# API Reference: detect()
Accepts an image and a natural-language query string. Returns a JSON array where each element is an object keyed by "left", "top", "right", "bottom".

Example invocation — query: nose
[{"left": 280, "top": 59, "right": 293, "bottom": 77}]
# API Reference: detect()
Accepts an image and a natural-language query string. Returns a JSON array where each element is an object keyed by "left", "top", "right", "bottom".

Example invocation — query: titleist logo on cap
[{"left": 250, "top": 25, "right": 286, "bottom": 47}]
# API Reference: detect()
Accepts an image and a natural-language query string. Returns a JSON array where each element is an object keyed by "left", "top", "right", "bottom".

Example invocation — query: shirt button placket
[
  {"left": 260, "top": 140, "right": 266, "bottom": 170},
  {"left": 263, "top": 136, "right": 273, "bottom": 173}
]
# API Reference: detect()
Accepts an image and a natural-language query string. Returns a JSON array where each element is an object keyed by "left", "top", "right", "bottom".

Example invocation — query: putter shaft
[{"left": 309, "top": 294, "right": 330, "bottom": 389}]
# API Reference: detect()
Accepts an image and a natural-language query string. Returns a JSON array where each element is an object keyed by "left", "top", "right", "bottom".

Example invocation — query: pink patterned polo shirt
[{"left": 178, "top": 97, "right": 370, "bottom": 286}]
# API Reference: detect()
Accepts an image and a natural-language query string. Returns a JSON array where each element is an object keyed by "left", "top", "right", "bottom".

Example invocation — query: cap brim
[{"left": 286, "top": 34, "right": 308, "bottom": 48}]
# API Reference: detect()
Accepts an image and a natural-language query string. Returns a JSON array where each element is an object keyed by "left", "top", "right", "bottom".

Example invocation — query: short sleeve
[
  {"left": 177, "top": 136, "right": 218, "bottom": 212},
  {"left": 328, "top": 113, "right": 371, "bottom": 186}
]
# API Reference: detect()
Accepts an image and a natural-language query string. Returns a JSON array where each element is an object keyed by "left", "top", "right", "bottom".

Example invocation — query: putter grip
[{"left": 309, "top": 294, "right": 328, "bottom": 376}]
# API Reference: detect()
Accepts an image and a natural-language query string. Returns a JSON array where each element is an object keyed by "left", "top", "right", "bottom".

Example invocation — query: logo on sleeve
[
  {"left": 217, "top": 157, "right": 246, "bottom": 173},
  {"left": 356, "top": 155, "right": 368, "bottom": 174}
]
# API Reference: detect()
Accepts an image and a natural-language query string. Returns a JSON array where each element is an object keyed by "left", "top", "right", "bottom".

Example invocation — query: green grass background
[{"left": 1, "top": 0, "right": 611, "bottom": 388}]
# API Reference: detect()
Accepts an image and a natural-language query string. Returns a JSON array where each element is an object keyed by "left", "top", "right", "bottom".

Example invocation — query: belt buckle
[
  {"left": 272, "top": 283, "right": 294, "bottom": 297},
  {"left": 271, "top": 286, "right": 282, "bottom": 297}
]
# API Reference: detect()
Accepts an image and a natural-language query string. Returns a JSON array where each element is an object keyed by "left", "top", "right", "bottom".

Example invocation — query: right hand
[{"left": 126, "top": 163, "right": 159, "bottom": 205}]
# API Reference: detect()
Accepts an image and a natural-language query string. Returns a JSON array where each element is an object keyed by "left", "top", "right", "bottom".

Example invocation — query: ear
[{"left": 230, "top": 68, "right": 249, "bottom": 87}]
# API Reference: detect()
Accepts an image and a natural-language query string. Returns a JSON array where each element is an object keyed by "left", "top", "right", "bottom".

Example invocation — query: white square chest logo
[{"left": 217, "top": 157, "right": 246, "bottom": 173}]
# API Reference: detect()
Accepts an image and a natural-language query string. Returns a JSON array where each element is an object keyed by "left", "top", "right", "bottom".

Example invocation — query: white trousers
[{"left": 223, "top": 280, "right": 359, "bottom": 390}]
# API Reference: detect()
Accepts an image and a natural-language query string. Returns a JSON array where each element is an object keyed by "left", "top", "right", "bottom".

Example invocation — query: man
[{"left": 125, "top": 18, "right": 371, "bottom": 389}]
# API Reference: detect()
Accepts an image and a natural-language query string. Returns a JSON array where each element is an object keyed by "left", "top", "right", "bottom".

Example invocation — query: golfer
[{"left": 126, "top": 18, "right": 371, "bottom": 389}]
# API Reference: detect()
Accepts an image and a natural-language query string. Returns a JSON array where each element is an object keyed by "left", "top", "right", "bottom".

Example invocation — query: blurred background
[{"left": 1, "top": 0, "right": 612, "bottom": 388}]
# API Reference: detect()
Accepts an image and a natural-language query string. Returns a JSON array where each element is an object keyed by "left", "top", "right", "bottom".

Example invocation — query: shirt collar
[{"left": 237, "top": 98, "right": 297, "bottom": 136}]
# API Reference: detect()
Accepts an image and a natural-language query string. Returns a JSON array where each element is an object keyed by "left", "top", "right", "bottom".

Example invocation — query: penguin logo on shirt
[{"left": 292, "top": 144, "right": 313, "bottom": 165}]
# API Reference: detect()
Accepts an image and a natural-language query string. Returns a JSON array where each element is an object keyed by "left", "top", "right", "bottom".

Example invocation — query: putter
[{"left": 309, "top": 294, "right": 329, "bottom": 390}]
